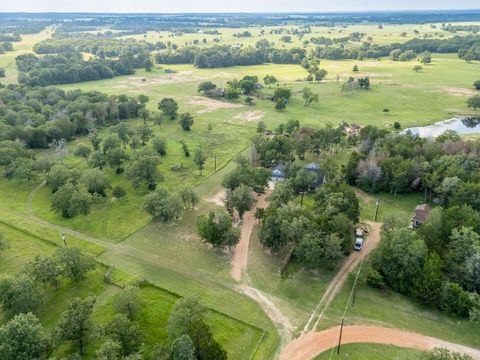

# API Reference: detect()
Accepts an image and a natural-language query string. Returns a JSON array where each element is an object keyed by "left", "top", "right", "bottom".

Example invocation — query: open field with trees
[{"left": 1, "top": 11, "right": 480, "bottom": 360}]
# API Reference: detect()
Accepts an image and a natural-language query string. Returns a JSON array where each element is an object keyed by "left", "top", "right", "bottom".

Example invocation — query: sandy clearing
[
  {"left": 302, "top": 221, "right": 382, "bottom": 333},
  {"left": 188, "top": 96, "right": 244, "bottom": 114},
  {"left": 230, "top": 192, "right": 269, "bottom": 282},
  {"left": 440, "top": 87, "right": 476, "bottom": 96},
  {"left": 233, "top": 110, "right": 266, "bottom": 122},
  {"left": 205, "top": 190, "right": 226, "bottom": 207},
  {"left": 280, "top": 326, "right": 480, "bottom": 360}
]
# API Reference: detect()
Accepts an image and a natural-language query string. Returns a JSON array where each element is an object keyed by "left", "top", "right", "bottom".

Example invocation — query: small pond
[{"left": 404, "top": 116, "right": 480, "bottom": 138}]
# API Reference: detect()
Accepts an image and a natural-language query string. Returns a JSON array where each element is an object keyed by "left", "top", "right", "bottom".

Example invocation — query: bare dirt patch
[
  {"left": 205, "top": 191, "right": 226, "bottom": 207},
  {"left": 233, "top": 111, "right": 266, "bottom": 122},
  {"left": 188, "top": 96, "right": 244, "bottom": 114},
  {"left": 440, "top": 87, "right": 476, "bottom": 96}
]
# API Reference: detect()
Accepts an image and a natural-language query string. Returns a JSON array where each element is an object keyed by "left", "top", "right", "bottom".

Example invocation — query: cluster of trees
[
  {"left": 0, "top": 85, "right": 144, "bottom": 149},
  {"left": 260, "top": 181, "right": 358, "bottom": 269},
  {"left": 0, "top": 245, "right": 96, "bottom": 319},
  {"left": 155, "top": 45, "right": 306, "bottom": 68},
  {"left": 16, "top": 51, "right": 151, "bottom": 86},
  {"left": 254, "top": 121, "right": 345, "bottom": 167},
  {"left": 0, "top": 41, "right": 13, "bottom": 54},
  {"left": 310, "top": 34, "right": 480, "bottom": 61},
  {"left": 33, "top": 35, "right": 163, "bottom": 58},
  {"left": 345, "top": 125, "right": 480, "bottom": 199},
  {"left": 371, "top": 213, "right": 480, "bottom": 320},
  {"left": 0, "top": 232, "right": 226, "bottom": 359}
]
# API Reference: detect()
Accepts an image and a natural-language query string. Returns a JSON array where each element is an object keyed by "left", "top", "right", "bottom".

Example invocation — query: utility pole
[
  {"left": 214, "top": 154, "right": 217, "bottom": 173},
  {"left": 352, "top": 283, "right": 358, "bottom": 307},
  {"left": 337, "top": 317, "right": 345, "bottom": 354},
  {"left": 61, "top": 232, "right": 67, "bottom": 247},
  {"left": 374, "top": 198, "right": 380, "bottom": 221}
]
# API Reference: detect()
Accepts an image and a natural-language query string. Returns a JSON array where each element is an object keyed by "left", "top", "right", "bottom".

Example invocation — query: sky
[{"left": 0, "top": 0, "right": 479, "bottom": 13}]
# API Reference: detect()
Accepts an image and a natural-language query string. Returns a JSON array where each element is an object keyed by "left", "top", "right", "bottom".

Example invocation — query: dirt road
[
  {"left": 230, "top": 192, "right": 269, "bottom": 281},
  {"left": 280, "top": 325, "right": 480, "bottom": 360},
  {"left": 302, "top": 221, "right": 382, "bottom": 333}
]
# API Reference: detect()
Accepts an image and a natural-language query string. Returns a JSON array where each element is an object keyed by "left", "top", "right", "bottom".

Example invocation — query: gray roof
[{"left": 304, "top": 162, "right": 320, "bottom": 171}]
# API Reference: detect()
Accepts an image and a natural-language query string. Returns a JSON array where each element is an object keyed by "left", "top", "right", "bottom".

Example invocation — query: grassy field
[
  {"left": 318, "top": 266, "right": 480, "bottom": 349},
  {"left": 247, "top": 225, "right": 336, "bottom": 332},
  {"left": 314, "top": 343, "right": 423, "bottom": 360},
  {"left": 0, "top": 220, "right": 272, "bottom": 360}
]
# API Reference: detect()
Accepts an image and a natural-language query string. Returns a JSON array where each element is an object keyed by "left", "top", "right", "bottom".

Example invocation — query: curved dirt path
[
  {"left": 302, "top": 221, "right": 382, "bottom": 333},
  {"left": 281, "top": 325, "right": 480, "bottom": 360},
  {"left": 231, "top": 192, "right": 269, "bottom": 281},
  {"left": 238, "top": 284, "right": 294, "bottom": 343}
]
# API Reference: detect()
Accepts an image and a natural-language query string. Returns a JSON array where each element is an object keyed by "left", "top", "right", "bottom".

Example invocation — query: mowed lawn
[
  {"left": 319, "top": 268, "right": 480, "bottom": 349},
  {"left": 314, "top": 344, "right": 423, "bottom": 360}
]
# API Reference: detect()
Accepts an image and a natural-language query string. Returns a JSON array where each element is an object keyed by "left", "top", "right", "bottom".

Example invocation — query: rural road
[
  {"left": 302, "top": 220, "right": 382, "bottom": 333},
  {"left": 231, "top": 191, "right": 269, "bottom": 281},
  {"left": 280, "top": 325, "right": 480, "bottom": 360}
]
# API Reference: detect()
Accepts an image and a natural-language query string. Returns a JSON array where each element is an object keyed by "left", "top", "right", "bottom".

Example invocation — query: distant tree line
[
  {"left": 16, "top": 51, "right": 152, "bottom": 86},
  {"left": 156, "top": 45, "right": 306, "bottom": 68},
  {"left": 311, "top": 35, "right": 480, "bottom": 61},
  {"left": 33, "top": 35, "right": 165, "bottom": 57}
]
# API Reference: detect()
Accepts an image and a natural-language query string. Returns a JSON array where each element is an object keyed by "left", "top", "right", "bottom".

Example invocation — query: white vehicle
[
  {"left": 354, "top": 238, "right": 364, "bottom": 251},
  {"left": 355, "top": 228, "right": 364, "bottom": 237}
]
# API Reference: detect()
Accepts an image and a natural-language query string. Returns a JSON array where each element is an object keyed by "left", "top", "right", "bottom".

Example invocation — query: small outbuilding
[{"left": 411, "top": 204, "right": 432, "bottom": 228}]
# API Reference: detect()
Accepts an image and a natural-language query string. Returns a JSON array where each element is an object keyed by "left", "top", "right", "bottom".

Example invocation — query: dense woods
[{"left": 16, "top": 52, "right": 152, "bottom": 86}]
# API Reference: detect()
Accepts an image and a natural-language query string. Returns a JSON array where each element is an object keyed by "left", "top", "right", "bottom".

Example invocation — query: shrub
[
  {"left": 393, "top": 122, "right": 401, "bottom": 129},
  {"left": 113, "top": 186, "right": 126, "bottom": 198},
  {"left": 366, "top": 269, "right": 385, "bottom": 289}
]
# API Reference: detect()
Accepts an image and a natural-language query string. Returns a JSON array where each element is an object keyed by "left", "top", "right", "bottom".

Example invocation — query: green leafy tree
[
  {"left": 167, "top": 297, "right": 206, "bottom": 341},
  {"left": 54, "top": 296, "right": 96, "bottom": 356},
  {"left": 420, "top": 50, "right": 432, "bottom": 64},
  {"left": 188, "top": 320, "right": 227, "bottom": 360},
  {"left": 55, "top": 247, "right": 96, "bottom": 282},
  {"left": 256, "top": 121, "right": 267, "bottom": 133},
  {"left": 27, "top": 255, "right": 62, "bottom": 289},
  {"left": 106, "top": 147, "right": 129, "bottom": 172},
  {"left": 411, "top": 252, "right": 444, "bottom": 307},
  {"left": 178, "top": 185, "right": 199, "bottom": 211},
  {"left": 291, "top": 169, "right": 317, "bottom": 207},
  {"left": 194, "top": 148, "right": 206, "bottom": 175},
  {"left": 112, "top": 123, "right": 133, "bottom": 148},
  {"left": 89, "top": 150, "right": 107, "bottom": 170},
  {"left": 179, "top": 113, "right": 194, "bottom": 131},
  {"left": 158, "top": 98, "right": 178, "bottom": 119},
  {"left": 228, "top": 184, "right": 256, "bottom": 221},
  {"left": 263, "top": 74, "right": 278, "bottom": 86},
  {"left": 80, "top": 169, "right": 110, "bottom": 196},
  {"left": 51, "top": 182, "right": 92, "bottom": 218},
  {"left": 171, "top": 335, "right": 196, "bottom": 360},
  {"left": 96, "top": 339, "right": 122, "bottom": 360},
  {"left": 467, "top": 95, "right": 480, "bottom": 111},
  {"left": 0, "top": 275, "right": 44, "bottom": 317},
  {"left": 137, "top": 124, "right": 153, "bottom": 145},
  {"left": 198, "top": 81, "right": 216, "bottom": 94},
  {"left": 474, "top": 80, "right": 480, "bottom": 90},
  {"left": 0, "top": 313, "right": 51, "bottom": 360},
  {"left": 126, "top": 152, "right": 161, "bottom": 189},
  {"left": 302, "top": 87, "right": 319, "bottom": 107},
  {"left": 295, "top": 231, "right": 343, "bottom": 269},
  {"left": 104, "top": 314, "right": 143, "bottom": 356},
  {"left": 113, "top": 286, "right": 142, "bottom": 321},
  {"left": 102, "top": 134, "right": 122, "bottom": 154},
  {"left": 197, "top": 210, "right": 241, "bottom": 247},
  {"left": 74, "top": 143, "right": 92, "bottom": 160},
  {"left": 152, "top": 137, "right": 167, "bottom": 156},
  {"left": 413, "top": 65, "right": 423, "bottom": 72},
  {"left": 144, "top": 187, "right": 182, "bottom": 222}
]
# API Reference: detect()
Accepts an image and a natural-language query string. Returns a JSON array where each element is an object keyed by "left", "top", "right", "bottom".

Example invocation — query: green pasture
[
  {"left": 314, "top": 344, "right": 423, "bottom": 360},
  {"left": 319, "top": 267, "right": 480, "bottom": 349}
]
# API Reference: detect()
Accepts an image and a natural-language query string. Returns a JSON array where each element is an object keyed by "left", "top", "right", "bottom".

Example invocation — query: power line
[{"left": 328, "top": 256, "right": 365, "bottom": 360}]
